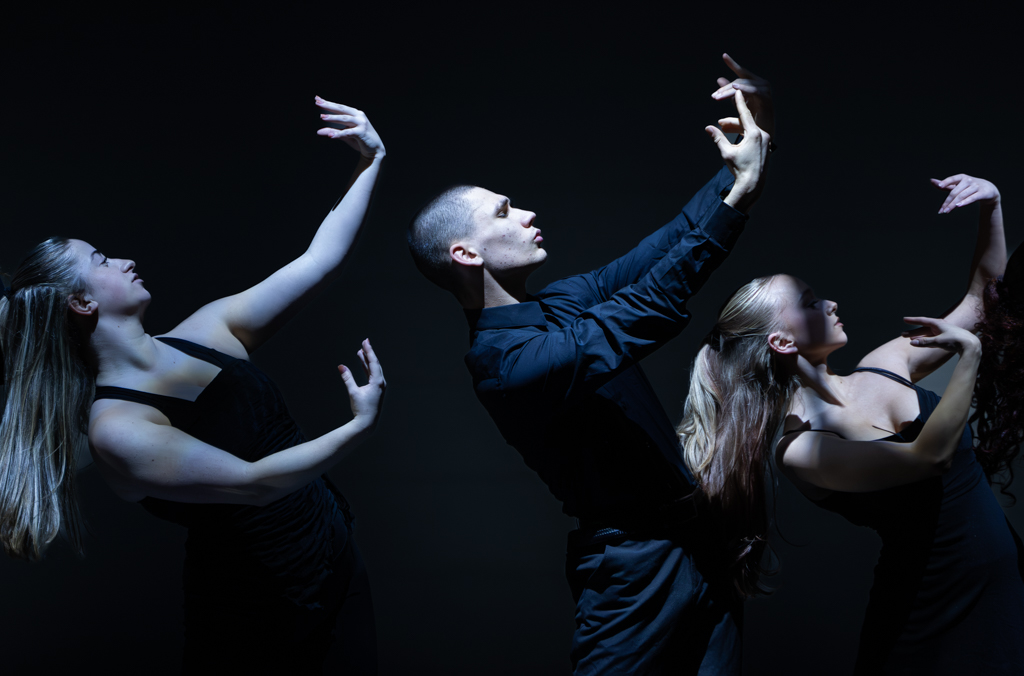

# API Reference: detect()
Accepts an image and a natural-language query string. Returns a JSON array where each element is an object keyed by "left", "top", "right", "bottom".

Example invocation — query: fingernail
[{"left": 320, "top": 114, "right": 327, "bottom": 119}]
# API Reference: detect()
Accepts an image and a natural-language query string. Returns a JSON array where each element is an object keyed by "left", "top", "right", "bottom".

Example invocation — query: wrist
[
  {"left": 958, "top": 340, "right": 982, "bottom": 360},
  {"left": 723, "top": 180, "right": 759, "bottom": 213},
  {"left": 361, "top": 148, "right": 386, "bottom": 162},
  {"left": 350, "top": 412, "right": 379, "bottom": 435}
]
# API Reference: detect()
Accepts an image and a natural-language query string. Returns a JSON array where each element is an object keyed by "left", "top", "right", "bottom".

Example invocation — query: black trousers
[{"left": 566, "top": 530, "right": 742, "bottom": 675}]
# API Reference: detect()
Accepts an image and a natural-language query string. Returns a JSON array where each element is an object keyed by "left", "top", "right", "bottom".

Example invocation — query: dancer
[
  {"left": 0, "top": 97, "right": 386, "bottom": 673},
  {"left": 678, "top": 173, "right": 1024, "bottom": 674},
  {"left": 407, "top": 55, "right": 771, "bottom": 674}
]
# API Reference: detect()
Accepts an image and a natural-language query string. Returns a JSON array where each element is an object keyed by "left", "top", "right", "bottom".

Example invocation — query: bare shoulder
[
  {"left": 775, "top": 418, "right": 834, "bottom": 501},
  {"left": 855, "top": 342, "right": 914, "bottom": 380},
  {"left": 159, "top": 297, "right": 250, "bottom": 360},
  {"left": 89, "top": 400, "right": 169, "bottom": 459}
]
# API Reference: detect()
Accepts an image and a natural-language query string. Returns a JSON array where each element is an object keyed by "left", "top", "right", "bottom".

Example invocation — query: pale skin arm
[
  {"left": 858, "top": 174, "right": 1005, "bottom": 381},
  {"left": 781, "top": 318, "right": 981, "bottom": 492},
  {"left": 173, "top": 98, "right": 386, "bottom": 355},
  {"left": 90, "top": 340, "right": 385, "bottom": 505}
]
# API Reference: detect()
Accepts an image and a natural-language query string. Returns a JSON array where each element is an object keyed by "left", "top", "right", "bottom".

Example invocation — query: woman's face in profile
[
  {"left": 772, "top": 274, "right": 848, "bottom": 360},
  {"left": 68, "top": 238, "right": 150, "bottom": 315}
]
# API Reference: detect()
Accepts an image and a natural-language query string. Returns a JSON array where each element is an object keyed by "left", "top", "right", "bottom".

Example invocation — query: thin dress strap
[
  {"left": 851, "top": 366, "right": 916, "bottom": 390},
  {"left": 91, "top": 337, "right": 231, "bottom": 427},
  {"left": 781, "top": 428, "right": 847, "bottom": 440},
  {"left": 155, "top": 336, "right": 237, "bottom": 369}
]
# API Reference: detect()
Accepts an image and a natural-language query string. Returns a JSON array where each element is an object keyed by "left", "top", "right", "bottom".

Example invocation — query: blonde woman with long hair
[
  {"left": 0, "top": 97, "right": 386, "bottom": 672},
  {"left": 678, "top": 173, "right": 1024, "bottom": 674}
]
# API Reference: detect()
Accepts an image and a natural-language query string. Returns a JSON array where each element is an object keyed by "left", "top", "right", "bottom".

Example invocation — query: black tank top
[{"left": 94, "top": 336, "right": 349, "bottom": 606}]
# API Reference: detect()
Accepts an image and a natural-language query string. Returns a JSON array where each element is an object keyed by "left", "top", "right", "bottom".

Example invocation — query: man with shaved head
[{"left": 408, "top": 56, "right": 773, "bottom": 674}]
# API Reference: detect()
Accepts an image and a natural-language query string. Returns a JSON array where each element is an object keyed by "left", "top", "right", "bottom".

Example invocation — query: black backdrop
[{"left": 2, "top": 5, "right": 1022, "bottom": 674}]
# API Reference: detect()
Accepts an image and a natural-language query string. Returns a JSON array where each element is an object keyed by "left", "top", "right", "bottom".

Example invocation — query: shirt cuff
[{"left": 700, "top": 194, "right": 748, "bottom": 253}]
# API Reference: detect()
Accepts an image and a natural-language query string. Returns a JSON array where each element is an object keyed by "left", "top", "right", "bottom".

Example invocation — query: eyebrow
[
  {"left": 800, "top": 288, "right": 815, "bottom": 302},
  {"left": 493, "top": 197, "right": 509, "bottom": 216},
  {"left": 90, "top": 250, "right": 104, "bottom": 260}
]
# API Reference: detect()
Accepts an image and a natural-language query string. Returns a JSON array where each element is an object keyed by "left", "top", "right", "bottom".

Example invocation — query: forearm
[
  {"left": 305, "top": 154, "right": 383, "bottom": 272},
  {"left": 245, "top": 415, "right": 375, "bottom": 503},
  {"left": 911, "top": 345, "right": 981, "bottom": 464},
  {"left": 967, "top": 199, "right": 1006, "bottom": 298}
]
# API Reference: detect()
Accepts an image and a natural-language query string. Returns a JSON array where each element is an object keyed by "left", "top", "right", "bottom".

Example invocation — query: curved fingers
[
  {"left": 320, "top": 114, "right": 358, "bottom": 126},
  {"left": 361, "top": 339, "right": 384, "bottom": 384},
  {"left": 717, "top": 117, "right": 742, "bottom": 133},
  {"left": 733, "top": 90, "right": 757, "bottom": 130},
  {"left": 317, "top": 128, "right": 359, "bottom": 139},
  {"left": 722, "top": 52, "right": 751, "bottom": 77},
  {"left": 315, "top": 96, "right": 358, "bottom": 115}
]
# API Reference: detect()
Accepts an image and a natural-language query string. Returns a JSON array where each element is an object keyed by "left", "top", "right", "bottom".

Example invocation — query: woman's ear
[
  {"left": 68, "top": 294, "right": 98, "bottom": 317},
  {"left": 768, "top": 331, "right": 797, "bottom": 355},
  {"left": 450, "top": 242, "right": 483, "bottom": 268}
]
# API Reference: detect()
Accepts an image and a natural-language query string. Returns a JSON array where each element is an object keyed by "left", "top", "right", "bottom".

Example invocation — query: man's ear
[
  {"left": 768, "top": 331, "right": 797, "bottom": 355},
  {"left": 68, "top": 294, "right": 98, "bottom": 317},
  {"left": 450, "top": 242, "right": 483, "bottom": 268}
]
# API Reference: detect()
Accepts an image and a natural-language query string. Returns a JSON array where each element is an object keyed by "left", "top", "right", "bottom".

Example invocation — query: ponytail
[
  {"left": 1, "top": 238, "right": 92, "bottom": 559},
  {"left": 678, "top": 276, "right": 795, "bottom": 597}
]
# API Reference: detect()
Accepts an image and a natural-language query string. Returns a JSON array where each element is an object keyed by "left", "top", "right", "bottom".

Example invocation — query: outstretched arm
[
  {"left": 858, "top": 174, "right": 1005, "bottom": 381},
  {"left": 552, "top": 88, "right": 771, "bottom": 312},
  {"left": 486, "top": 96, "right": 770, "bottom": 401},
  {"left": 176, "top": 98, "right": 386, "bottom": 355},
  {"left": 91, "top": 340, "right": 386, "bottom": 505},
  {"left": 781, "top": 319, "right": 980, "bottom": 492}
]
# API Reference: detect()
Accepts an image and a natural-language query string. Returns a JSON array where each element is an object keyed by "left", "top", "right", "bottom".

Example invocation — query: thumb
[
  {"left": 705, "top": 125, "right": 728, "bottom": 145},
  {"left": 338, "top": 364, "right": 359, "bottom": 394}
]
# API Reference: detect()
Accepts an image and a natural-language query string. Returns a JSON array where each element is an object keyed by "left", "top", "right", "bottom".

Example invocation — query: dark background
[{"left": 2, "top": 5, "right": 1021, "bottom": 674}]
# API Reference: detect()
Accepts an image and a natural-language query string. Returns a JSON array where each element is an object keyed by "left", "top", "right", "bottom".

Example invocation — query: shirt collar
[{"left": 465, "top": 300, "right": 548, "bottom": 331}]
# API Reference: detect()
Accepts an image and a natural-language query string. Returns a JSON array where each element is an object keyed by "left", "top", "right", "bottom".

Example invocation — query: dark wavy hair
[{"left": 972, "top": 246, "right": 1024, "bottom": 497}]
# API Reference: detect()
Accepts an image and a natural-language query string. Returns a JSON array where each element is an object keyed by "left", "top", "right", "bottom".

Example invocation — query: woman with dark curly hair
[{"left": 974, "top": 243, "right": 1024, "bottom": 488}]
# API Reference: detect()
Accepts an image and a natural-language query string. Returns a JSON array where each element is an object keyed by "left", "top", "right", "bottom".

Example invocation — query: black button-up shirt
[{"left": 465, "top": 167, "right": 748, "bottom": 521}]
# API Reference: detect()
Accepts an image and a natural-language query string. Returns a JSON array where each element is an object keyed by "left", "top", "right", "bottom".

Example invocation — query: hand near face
[
  {"left": 931, "top": 174, "right": 1000, "bottom": 214},
  {"left": 902, "top": 316, "right": 981, "bottom": 354},
  {"left": 711, "top": 53, "right": 774, "bottom": 138},
  {"left": 315, "top": 97, "right": 386, "bottom": 160}
]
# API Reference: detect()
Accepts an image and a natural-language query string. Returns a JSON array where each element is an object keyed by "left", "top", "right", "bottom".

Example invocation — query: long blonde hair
[
  {"left": 678, "top": 275, "right": 796, "bottom": 597},
  {"left": 1, "top": 237, "right": 92, "bottom": 559}
]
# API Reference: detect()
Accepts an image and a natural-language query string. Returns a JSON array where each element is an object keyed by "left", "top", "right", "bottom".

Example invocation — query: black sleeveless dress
[
  {"left": 804, "top": 368, "right": 1024, "bottom": 674},
  {"left": 94, "top": 337, "right": 376, "bottom": 673}
]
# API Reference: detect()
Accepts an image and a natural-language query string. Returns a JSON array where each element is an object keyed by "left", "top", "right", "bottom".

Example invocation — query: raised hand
[
  {"left": 902, "top": 316, "right": 981, "bottom": 354},
  {"left": 932, "top": 174, "right": 1000, "bottom": 214},
  {"left": 711, "top": 53, "right": 774, "bottom": 138},
  {"left": 315, "top": 97, "right": 386, "bottom": 160},
  {"left": 338, "top": 339, "right": 387, "bottom": 430},
  {"left": 706, "top": 90, "right": 771, "bottom": 213}
]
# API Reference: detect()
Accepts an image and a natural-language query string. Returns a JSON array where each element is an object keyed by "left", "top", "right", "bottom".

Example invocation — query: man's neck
[{"left": 459, "top": 270, "right": 529, "bottom": 309}]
